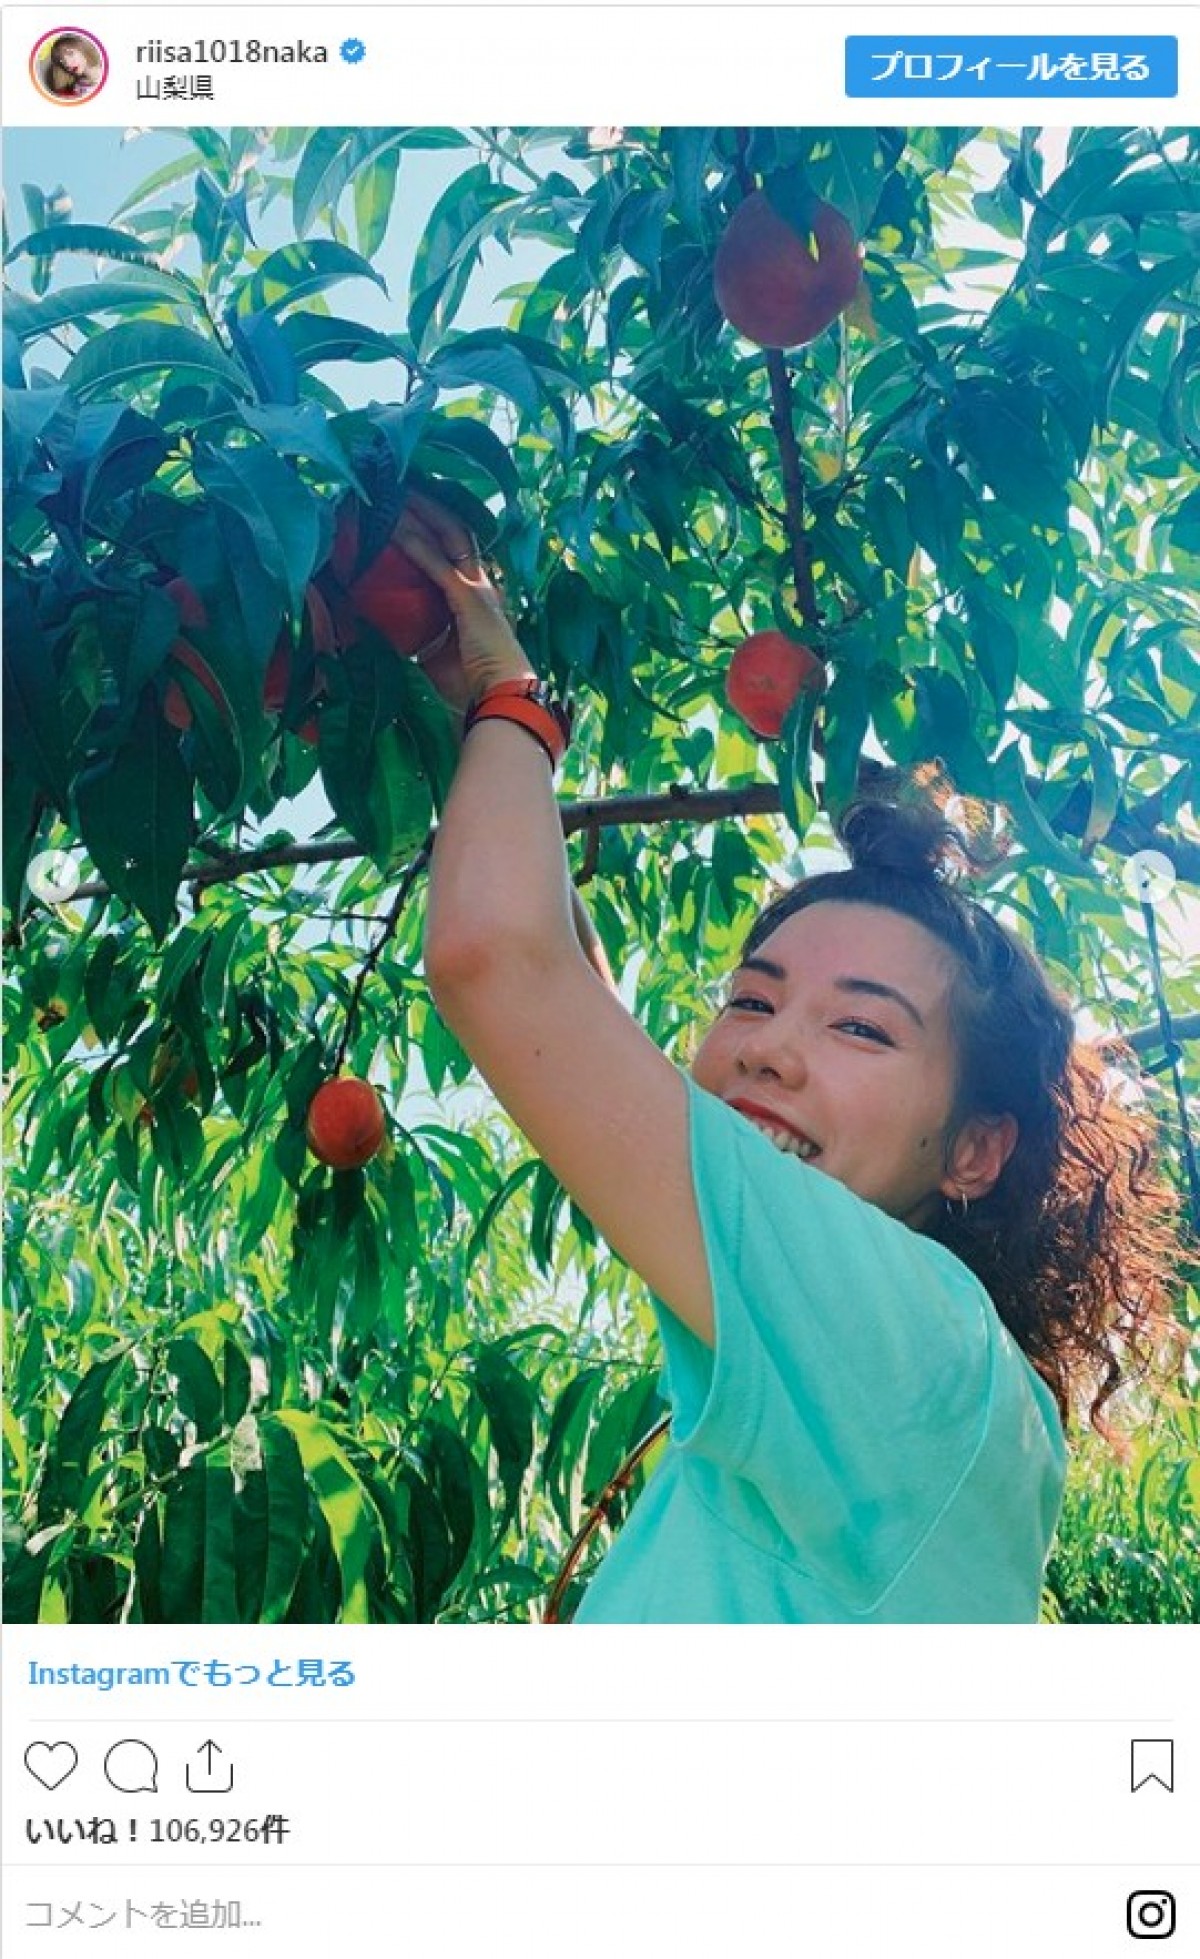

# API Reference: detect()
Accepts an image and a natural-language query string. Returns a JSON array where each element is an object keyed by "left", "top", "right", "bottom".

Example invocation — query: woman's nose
[{"left": 736, "top": 1015, "right": 807, "bottom": 1082}]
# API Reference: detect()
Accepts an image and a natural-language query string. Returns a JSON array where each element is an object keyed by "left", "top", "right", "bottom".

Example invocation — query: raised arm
[{"left": 400, "top": 495, "right": 714, "bottom": 1345}]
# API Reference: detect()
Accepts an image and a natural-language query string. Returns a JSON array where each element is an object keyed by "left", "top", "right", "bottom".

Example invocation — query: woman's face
[
  {"left": 691, "top": 900, "right": 1007, "bottom": 1229},
  {"left": 58, "top": 45, "right": 87, "bottom": 75}
]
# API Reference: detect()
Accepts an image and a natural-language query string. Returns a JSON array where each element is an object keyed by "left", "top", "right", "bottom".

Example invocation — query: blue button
[{"left": 845, "top": 36, "right": 1177, "bottom": 97}]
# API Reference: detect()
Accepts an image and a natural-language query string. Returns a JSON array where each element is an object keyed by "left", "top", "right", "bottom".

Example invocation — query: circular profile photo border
[{"left": 29, "top": 25, "right": 109, "bottom": 106}]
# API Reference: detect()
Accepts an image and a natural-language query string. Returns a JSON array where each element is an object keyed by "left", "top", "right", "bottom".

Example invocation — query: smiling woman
[{"left": 411, "top": 492, "right": 1184, "bottom": 1625}]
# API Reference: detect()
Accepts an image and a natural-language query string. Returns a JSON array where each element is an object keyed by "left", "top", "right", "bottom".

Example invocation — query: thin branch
[
  {"left": 331, "top": 834, "right": 434, "bottom": 1073},
  {"left": 764, "top": 349, "right": 823, "bottom": 633},
  {"left": 60, "top": 776, "right": 1200, "bottom": 907},
  {"left": 1120, "top": 1013, "right": 1200, "bottom": 1058},
  {"left": 728, "top": 130, "right": 822, "bottom": 634}
]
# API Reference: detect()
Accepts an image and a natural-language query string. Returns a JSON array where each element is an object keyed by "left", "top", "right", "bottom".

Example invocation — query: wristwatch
[{"left": 462, "top": 676, "right": 574, "bottom": 769}]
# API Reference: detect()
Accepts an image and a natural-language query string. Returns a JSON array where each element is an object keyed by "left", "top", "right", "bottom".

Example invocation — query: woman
[
  {"left": 402, "top": 491, "right": 1181, "bottom": 1623},
  {"left": 44, "top": 34, "right": 102, "bottom": 97}
]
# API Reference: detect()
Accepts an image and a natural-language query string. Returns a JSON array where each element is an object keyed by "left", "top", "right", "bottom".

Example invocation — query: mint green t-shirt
[{"left": 575, "top": 1075, "right": 1066, "bottom": 1624}]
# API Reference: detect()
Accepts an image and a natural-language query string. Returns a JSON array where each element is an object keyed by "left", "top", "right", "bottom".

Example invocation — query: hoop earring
[{"left": 956, "top": 1187, "right": 970, "bottom": 1219}]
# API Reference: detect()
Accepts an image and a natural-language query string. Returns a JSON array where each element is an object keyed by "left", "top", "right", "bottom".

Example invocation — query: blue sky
[{"left": 3, "top": 124, "right": 566, "bottom": 354}]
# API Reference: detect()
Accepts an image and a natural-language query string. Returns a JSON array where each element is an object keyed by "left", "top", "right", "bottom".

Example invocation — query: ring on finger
[{"left": 414, "top": 624, "right": 454, "bottom": 664}]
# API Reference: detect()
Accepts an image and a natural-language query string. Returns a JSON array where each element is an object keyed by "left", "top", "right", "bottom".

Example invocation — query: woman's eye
[
  {"left": 836, "top": 1019, "right": 893, "bottom": 1045},
  {"left": 726, "top": 994, "right": 772, "bottom": 1014}
]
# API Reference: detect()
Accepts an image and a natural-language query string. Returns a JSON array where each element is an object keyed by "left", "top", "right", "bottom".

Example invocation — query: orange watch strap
[{"left": 466, "top": 696, "right": 565, "bottom": 766}]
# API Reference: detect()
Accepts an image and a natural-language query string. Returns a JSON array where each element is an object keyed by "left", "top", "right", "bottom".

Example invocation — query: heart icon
[{"left": 25, "top": 1741, "right": 79, "bottom": 1790}]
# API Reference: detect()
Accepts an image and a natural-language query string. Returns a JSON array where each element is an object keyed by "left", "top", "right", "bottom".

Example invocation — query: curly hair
[{"left": 741, "top": 766, "right": 1184, "bottom": 1433}]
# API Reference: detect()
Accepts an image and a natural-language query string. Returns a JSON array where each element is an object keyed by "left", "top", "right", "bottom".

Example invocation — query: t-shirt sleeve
[{"left": 652, "top": 1074, "right": 999, "bottom": 1601}]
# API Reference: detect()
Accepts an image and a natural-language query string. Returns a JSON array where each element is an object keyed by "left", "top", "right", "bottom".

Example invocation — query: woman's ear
[{"left": 942, "top": 1112, "right": 1019, "bottom": 1204}]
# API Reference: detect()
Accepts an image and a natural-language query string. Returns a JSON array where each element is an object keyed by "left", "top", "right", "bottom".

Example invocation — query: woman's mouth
[{"left": 729, "top": 1101, "right": 821, "bottom": 1161}]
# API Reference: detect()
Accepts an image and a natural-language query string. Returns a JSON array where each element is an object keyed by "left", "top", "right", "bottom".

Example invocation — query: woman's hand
[{"left": 394, "top": 492, "right": 536, "bottom": 717}]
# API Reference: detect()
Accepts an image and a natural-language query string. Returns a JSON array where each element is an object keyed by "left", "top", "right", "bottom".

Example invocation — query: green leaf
[
  {"left": 194, "top": 442, "right": 323, "bottom": 624},
  {"left": 545, "top": 568, "right": 603, "bottom": 672},
  {"left": 991, "top": 745, "right": 1099, "bottom": 881},
  {"left": 408, "top": 165, "right": 522, "bottom": 352},
  {"left": 273, "top": 1411, "right": 379, "bottom": 1623},
  {"left": 1097, "top": 257, "right": 1197, "bottom": 428},
  {"left": 415, "top": 414, "right": 522, "bottom": 509},
  {"left": 3, "top": 575, "right": 70, "bottom": 808},
  {"left": 200, "top": 1457, "right": 240, "bottom": 1621},
  {"left": 158, "top": 1467, "right": 205, "bottom": 1620},
  {"left": 4, "top": 380, "right": 69, "bottom": 485},
  {"left": 585, "top": 1375, "right": 664, "bottom": 1503},
  {"left": 1170, "top": 485, "right": 1200, "bottom": 557},
  {"left": 954, "top": 381, "right": 1069, "bottom": 530},
  {"left": 166, "top": 1338, "right": 223, "bottom": 1442},
  {"left": 6, "top": 222, "right": 166, "bottom": 271},
  {"left": 1017, "top": 623, "right": 1084, "bottom": 718},
  {"left": 542, "top": 1367, "right": 608, "bottom": 1534},
  {"left": 806, "top": 129, "right": 889, "bottom": 237},
  {"left": 73, "top": 694, "right": 194, "bottom": 941},
  {"left": 665, "top": 128, "right": 716, "bottom": 239},
  {"left": 5, "top": 273, "right": 200, "bottom": 343},
  {"left": 257, "top": 1417, "right": 313, "bottom": 1622},
  {"left": 234, "top": 239, "right": 387, "bottom": 318},
  {"left": 1081, "top": 728, "right": 1120, "bottom": 849},
  {"left": 194, "top": 169, "right": 251, "bottom": 274},
  {"left": 961, "top": 580, "right": 1019, "bottom": 711},
  {"left": 775, "top": 685, "right": 821, "bottom": 844},
  {"left": 464, "top": 1157, "right": 540, "bottom": 1268},
  {"left": 864, "top": 477, "right": 912, "bottom": 579},
  {"left": 317, "top": 638, "right": 447, "bottom": 864},
  {"left": 473, "top": 1347, "right": 537, "bottom": 1530},
  {"left": 423, "top": 1418, "right": 485, "bottom": 1596},
  {"left": 904, "top": 459, "right": 965, "bottom": 565},
  {"left": 354, "top": 144, "right": 404, "bottom": 261},
  {"left": 62, "top": 322, "right": 252, "bottom": 403},
  {"left": 279, "top": 312, "right": 408, "bottom": 371},
  {"left": 111, "top": 151, "right": 207, "bottom": 221},
  {"left": 911, "top": 669, "right": 990, "bottom": 789},
  {"left": 427, "top": 339, "right": 541, "bottom": 417},
  {"left": 224, "top": 309, "right": 299, "bottom": 408},
  {"left": 2, "top": 761, "right": 42, "bottom": 919},
  {"left": 822, "top": 667, "right": 871, "bottom": 821},
  {"left": 132, "top": 1505, "right": 164, "bottom": 1623},
  {"left": 45, "top": 1352, "right": 128, "bottom": 1518},
  {"left": 292, "top": 128, "right": 361, "bottom": 236}
]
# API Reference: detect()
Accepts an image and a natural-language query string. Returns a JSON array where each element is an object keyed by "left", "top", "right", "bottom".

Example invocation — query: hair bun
[{"left": 835, "top": 762, "right": 1009, "bottom": 885}]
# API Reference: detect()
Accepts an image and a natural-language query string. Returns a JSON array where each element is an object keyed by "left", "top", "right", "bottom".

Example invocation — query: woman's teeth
[{"left": 749, "top": 1117, "right": 819, "bottom": 1161}]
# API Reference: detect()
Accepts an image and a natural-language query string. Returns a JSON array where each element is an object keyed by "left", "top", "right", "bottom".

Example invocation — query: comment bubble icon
[{"left": 104, "top": 1738, "right": 159, "bottom": 1794}]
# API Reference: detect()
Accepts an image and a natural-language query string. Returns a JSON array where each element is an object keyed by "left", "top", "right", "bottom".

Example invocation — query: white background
[
  {"left": 6, "top": 1628, "right": 1196, "bottom": 1952},
  {"left": 5, "top": 5, "right": 1197, "bottom": 126},
  {"left": 4, "top": 7, "right": 1198, "bottom": 1952}
]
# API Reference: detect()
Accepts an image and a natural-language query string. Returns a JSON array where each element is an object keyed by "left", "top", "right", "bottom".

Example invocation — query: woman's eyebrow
[
  {"left": 835, "top": 976, "right": 926, "bottom": 1029},
  {"left": 734, "top": 958, "right": 927, "bottom": 1029}
]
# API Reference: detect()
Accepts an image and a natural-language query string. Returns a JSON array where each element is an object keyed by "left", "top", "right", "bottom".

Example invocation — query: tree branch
[
  {"left": 764, "top": 349, "right": 823, "bottom": 633},
  {"left": 1125, "top": 1011, "right": 1200, "bottom": 1056},
  {"left": 331, "top": 834, "right": 433, "bottom": 1073},
  {"left": 62, "top": 776, "right": 1199, "bottom": 904}
]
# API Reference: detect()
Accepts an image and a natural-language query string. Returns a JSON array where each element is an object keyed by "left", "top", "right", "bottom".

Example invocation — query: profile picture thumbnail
[{"left": 30, "top": 27, "right": 107, "bottom": 104}]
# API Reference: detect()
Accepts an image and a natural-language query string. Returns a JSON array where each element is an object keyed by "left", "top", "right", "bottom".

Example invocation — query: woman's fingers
[
  {"left": 392, "top": 509, "right": 460, "bottom": 593},
  {"left": 402, "top": 489, "right": 480, "bottom": 569}
]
